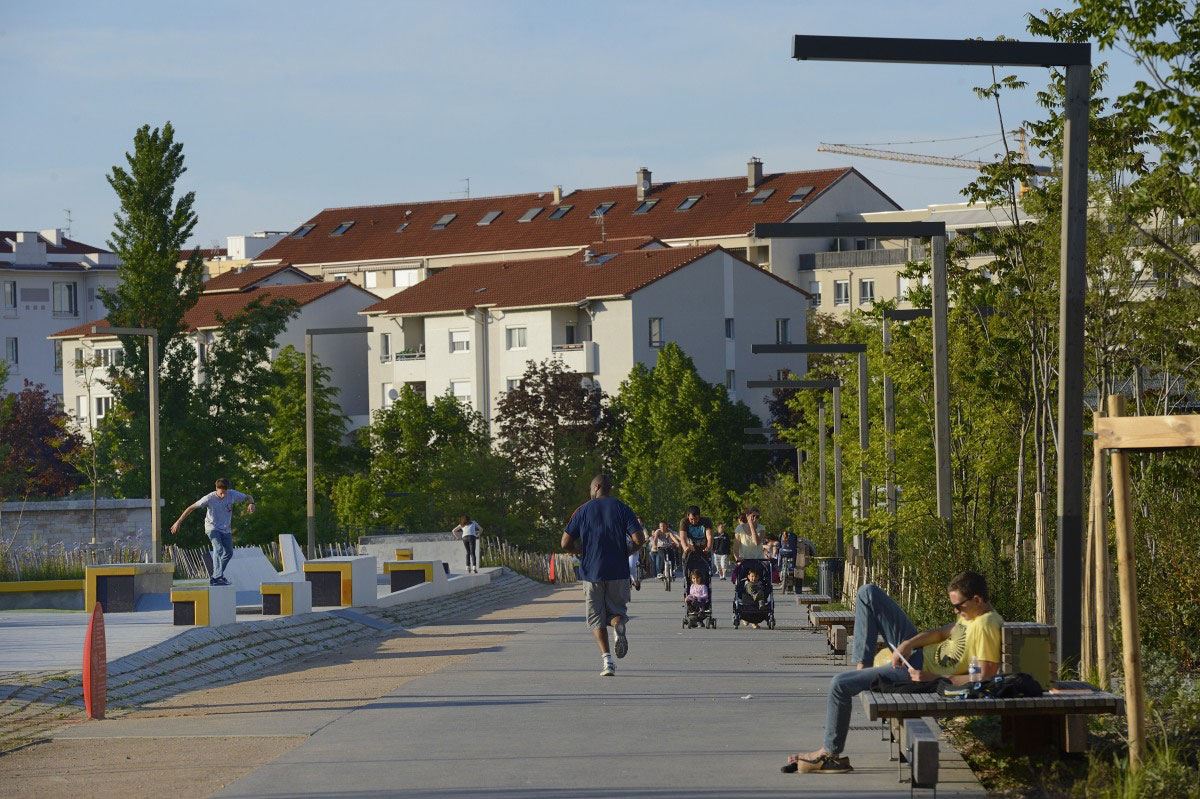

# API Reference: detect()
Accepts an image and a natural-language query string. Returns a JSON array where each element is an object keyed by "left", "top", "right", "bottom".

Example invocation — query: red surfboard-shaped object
[{"left": 83, "top": 602, "right": 107, "bottom": 719}]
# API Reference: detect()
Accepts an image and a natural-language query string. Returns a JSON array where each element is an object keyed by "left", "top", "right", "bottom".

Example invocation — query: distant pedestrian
[
  {"left": 712, "top": 523, "right": 732, "bottom": 579},
  {"left": 562, "top": 474, "right": 645, "bottom": 677},
  {"left": 169, "top": 478, "right": 256, "bottom": 586},
  {"left": 452, "top": 515, "right": 482, "bottom": 573}
]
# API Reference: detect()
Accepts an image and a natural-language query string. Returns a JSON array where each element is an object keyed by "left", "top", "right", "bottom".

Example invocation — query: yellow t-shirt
[{"left": 922, "top": 610, "right": 1004, "bottom": 677}]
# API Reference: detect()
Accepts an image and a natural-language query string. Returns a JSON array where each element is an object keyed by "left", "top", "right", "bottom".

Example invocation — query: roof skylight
[
  {"left": 788, "top": 186, "right": 814, "bottom": 203},
  {"left": 395, "top": 222, "right": 409, "bottom": 233},
  {"left": 330, "top": 222, "right": 355, "bottom": 236},
  {"left": 749, "top": 188, "right": 776, "bottom": 205},
  {"left": 477, "top": 210, "right": 502, "bottom": 226},
  {"left": 676, "top": 195, "right": 702, "bottom": 212},
  {"left": 590, "top": 202, "right": 616, "bottom": 218},
  {"left": 291, "top": 224, "right": 315, "bottom": 239},
  {"left": 548, "top": 205, "right": 573, "bottom": 220},
  {"left": 518, "top": 207, "right": 543, "bottom": 223},
  {"left": 432, "top": 213, "right": 457, "bottom": 230},
  {"left": 633, "top": 199, "right": 659, "bottom": 215}
]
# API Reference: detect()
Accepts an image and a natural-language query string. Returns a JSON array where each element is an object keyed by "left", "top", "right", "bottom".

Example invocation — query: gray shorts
[{"left": 583, "top": 580, "right": 631, "bottom": 629}]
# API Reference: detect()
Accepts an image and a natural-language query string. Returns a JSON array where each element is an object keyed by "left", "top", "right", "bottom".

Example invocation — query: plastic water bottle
[{"left": 968, "top": 654, "right": 982, "bottom": 684}]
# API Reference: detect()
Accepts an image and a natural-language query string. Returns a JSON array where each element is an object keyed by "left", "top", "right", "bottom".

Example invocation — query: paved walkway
[{"left": 4, "top": 574, "right": 986, "bottom": 798}]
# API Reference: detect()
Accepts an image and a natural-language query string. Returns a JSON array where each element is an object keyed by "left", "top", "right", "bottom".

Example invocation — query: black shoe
[{"left": 211, "top": 577, "right": 231, "bottom": 586}]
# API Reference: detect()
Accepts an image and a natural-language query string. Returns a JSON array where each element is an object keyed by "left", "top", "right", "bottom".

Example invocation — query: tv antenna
[
  {"left": 457, "top": 177, "right": 470, "bottom": 198},
  {"left": 63, "top": 208, "right": 73, "bottom": 238}
]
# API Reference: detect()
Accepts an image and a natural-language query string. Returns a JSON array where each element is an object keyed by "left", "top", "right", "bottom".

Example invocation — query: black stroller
[
  {"left": 732, "top": 558, "right": 776, "bottom": 629},
  {"left": 681, "top": 550, "right": 716, "bottom": 629}
]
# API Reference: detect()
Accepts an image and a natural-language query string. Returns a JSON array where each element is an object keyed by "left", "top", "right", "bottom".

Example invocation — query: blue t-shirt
[{"left": 564, "top": 497, "right": 641, "bottom": 583}]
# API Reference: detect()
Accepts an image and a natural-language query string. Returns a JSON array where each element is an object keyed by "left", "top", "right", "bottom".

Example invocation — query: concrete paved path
[{"left": 210, "top": 576, "right": 985, "bottom": 799}]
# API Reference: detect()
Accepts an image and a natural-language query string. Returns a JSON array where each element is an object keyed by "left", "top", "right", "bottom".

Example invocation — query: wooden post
[
  {"left": 819, "top": 400, "right": 827, "bottom": 525},
  {"left": 1106, "top": 394, "right": 1147, "bottom": 769},
  {"left": 833, "top": 386, "right": 844, "bottom": 560},
  {"left": 1035, "top": 491, "right": 1048, "bottom": 624},
  {"left": 931, "top": 235, "right": 953, "bottom": 536},
  {"left": 1081, "top": 460, "right": 1096, "bottom": 677},
  {"left": 1093, "top": 436, "right": 1112, "bottom": 689}
]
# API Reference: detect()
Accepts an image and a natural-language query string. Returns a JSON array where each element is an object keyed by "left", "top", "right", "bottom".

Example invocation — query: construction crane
[{"left": 818, "top": 129, "right": 1052, "bottom": 188}]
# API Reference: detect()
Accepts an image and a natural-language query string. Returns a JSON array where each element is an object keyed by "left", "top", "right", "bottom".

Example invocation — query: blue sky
[{"left": 1, "top": 1, "right": 1142, "bottom": 250}]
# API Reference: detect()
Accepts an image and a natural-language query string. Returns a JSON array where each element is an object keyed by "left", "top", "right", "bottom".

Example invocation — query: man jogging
[
  {"left": 562, "top": 474, "right": 644, "bottom": 677},
  {"left": 170, "top": 478, "right": 256, "bottom": 586}
]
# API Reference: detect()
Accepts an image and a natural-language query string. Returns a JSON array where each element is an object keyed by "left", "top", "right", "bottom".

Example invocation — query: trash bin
[{"left": 818, "top": 557, "right": 844, "bottom": 600}]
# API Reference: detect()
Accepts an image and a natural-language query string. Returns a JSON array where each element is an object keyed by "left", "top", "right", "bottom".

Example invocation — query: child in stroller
[
  {"left": 732, "top": 559, "right": 776, "bottom": 629},
  {"left": 682, "top": 552, "right": 715, "bottom": 629}
]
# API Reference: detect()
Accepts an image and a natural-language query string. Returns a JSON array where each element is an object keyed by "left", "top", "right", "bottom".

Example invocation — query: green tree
[{"left": 611, "top": 342, "right": 769, "bottom": 527}]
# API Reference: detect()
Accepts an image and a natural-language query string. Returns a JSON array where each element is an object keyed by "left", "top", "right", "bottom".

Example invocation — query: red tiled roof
[
  {"left": 0, "top": 231, "right": 112, "bottom": 257},
  {"left": 201, "top": 263, "right": 313, "bottom": 292},
  {"left": 590, "top": 236, "right": 666, "bottom": 254},
  {"left": 254, "top": 167, "right": 892, "bottom": 266},
  {"left": 361, "top": 245, "right": 809, "bottom": 317},
  {"left": 50, "top": 282, "right": 356, "bottom": 339},
  {"left": 178, "top": 247, "right": 228, "bottom": 261}
]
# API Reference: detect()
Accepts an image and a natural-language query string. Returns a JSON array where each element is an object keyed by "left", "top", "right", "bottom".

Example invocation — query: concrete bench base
[
  {"left": 171, "top": 585, "right": 236, "bottom": 626},
  {"left": 903, "top": 718, "right": 939, "bottom": 789},
  {"left": 85, "top": 563, "right": 174, "bottom": 613},
  {"left": 304, "top": 556, "right": 376, "bottom": 607},
  {"left": 261, "top": 580, "right": 313, "bottom": 616}
]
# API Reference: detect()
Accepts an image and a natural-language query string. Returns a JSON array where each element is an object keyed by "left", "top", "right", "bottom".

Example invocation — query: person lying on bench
[{"left": 784, "top": 570, "right": 1003, "bottom": 775}]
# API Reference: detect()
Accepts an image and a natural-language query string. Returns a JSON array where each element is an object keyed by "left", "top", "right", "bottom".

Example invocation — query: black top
[{"left": 712, "top": 532, "right": 731, "bottom": 555}]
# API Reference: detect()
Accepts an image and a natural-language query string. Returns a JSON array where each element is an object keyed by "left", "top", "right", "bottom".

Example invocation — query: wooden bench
[
  {"left": 861, "top": 682, "right": 1124, "bottom": 755},
  {"left": 811, "top": 610, "right": 855, "bottom": 653},
  {"left": 795, "top": 593, "right": 831, "bottom": 606}
]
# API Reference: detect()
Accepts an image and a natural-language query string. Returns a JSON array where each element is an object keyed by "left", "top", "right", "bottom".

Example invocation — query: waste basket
[{"left": 818, "top": 557, "right": 844, "bottom": 601}]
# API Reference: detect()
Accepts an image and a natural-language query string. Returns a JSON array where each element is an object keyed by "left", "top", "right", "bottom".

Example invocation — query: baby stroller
[
  {"left": 681, "top": 550, "right": 716, "bottom": 629},
  {"left": 732, "top": 559, "right": 776, "bottom": 629}
]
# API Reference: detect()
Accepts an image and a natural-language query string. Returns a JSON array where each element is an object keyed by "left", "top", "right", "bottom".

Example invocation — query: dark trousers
[{"left": 463, "top": 536, "right": 477, "bottom": 569}]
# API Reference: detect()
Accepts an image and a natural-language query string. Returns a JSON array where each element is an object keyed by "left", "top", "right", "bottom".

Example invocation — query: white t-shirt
[{"left": 457, "top": 521, "right": 480, "bottom": 538}]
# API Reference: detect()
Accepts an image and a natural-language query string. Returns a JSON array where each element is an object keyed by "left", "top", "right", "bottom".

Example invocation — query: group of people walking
[{"left": 642, "top": 506, "right": 811, "bottom": 584}]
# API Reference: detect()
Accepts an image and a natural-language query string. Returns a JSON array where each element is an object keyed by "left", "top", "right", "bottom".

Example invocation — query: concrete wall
[{"left": 0, "top": 498, "right": 157, "bottom": 547}]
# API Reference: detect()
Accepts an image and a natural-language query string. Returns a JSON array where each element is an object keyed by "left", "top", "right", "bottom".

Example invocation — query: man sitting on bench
[{"left": 784, "top": 571, "right": 1003, "bottom": 774}]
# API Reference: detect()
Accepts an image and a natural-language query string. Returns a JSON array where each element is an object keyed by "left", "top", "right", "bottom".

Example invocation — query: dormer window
[
  {"left": 477, "top": 210, "right": 502, "bottom": 226},
  {"left": 590, "top": 202, "right": 615, "bottom": 218},
  {"left": 330, "top": 221, "right": 355, "bottom": 236},
  {"left": 749, "top": 188, "right": 775, "bottom": 205},
  {"left": 548, "top": 205, "right": 573, "bottom": 220},
  {"left": 518, "top": 207, "right": 543, "bottom": 223},
  {"left": 788, "top": 186, "right": 814, "bottom": 203},
  {"left": 290, "top": 224, "right": 315, "bottom": 239},
  {"left": 676, "top": 195, "right": 701, "bottom": 211},
  {"left": 432, "top": 213, "right": 457, "bottom": 230},
  {"left": 634, "top": 199, "right": 659, "bottom": 214}
]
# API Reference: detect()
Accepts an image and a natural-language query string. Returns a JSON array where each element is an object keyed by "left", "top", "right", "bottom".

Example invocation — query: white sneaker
[{"left": 601, "top": 660, "right": 615, "bottom": 676}]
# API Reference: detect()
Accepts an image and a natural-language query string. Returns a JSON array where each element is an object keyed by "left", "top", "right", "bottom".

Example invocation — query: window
[
  {"left": 506, "top": 377, "right": 522, "bottom": 392},
  {"left": 776, "top": 369, "right": 790, "bottom": 381},
  {"left": 449, "top": 330, "right": 470, "bottom": 353},
  {"left": 518, "top": 207, "right": 543, "bottom": 223},
  {"left": 74, "top": 347, "right": 85, "bottom": 374},
  {"left": 565, "top": 324, "right": 577, "bottom": 345},
  {"left": 788, "top": 185, "right": 814, "bottom": 203},
  {"left": 676, "top": 195, "right": 701, "bottom": 211},
  {"left": 547, "top": 205, "right": 573, "bottom": 220},
  {"left": 749, "top": 188, "right": 775, "bottom": 205},
  {"left": 450, "top": 380, "right": 471, "bottom": 402},
  {"left": 724, "top": 318, "right": 735, "bottom": 339},
  {"left": 897, "top": 275, "right": 909, "bottom": 300},
  {"left": 380, "top": 332, "right": 392, "bottom": 361},
  {"left": 2, "top": 281, "right": 14, "bottom": 309},
  {"left": 76, "top": 395, "right": 87, "bottom": 420},
  {"left": 834, "top": 279, "right": 850, "bottom": 306},
  {"left": 775, "top": 318, "right": 790, "bottom": 345},
  {"left": 98, "top": 348, "right": 123, "bottom": 368},
  {"left": 505, "top": 327, "right": 527, "bottom": 350},
  {"left": 54, "top": 340, "right": 63, "bottom": 372},
  {"left": 330, "top": 221, "right": 354, "bottom": 236},
  {"left": 4, "top": 337, "right": 16, "bottom": 365},
  {"left": 382, "top": 382, "right": 395, "bottom": 408},
  {"left": 477, "top": 210, "right": 502, "bottom": 226},
  {"left": 859, "top": 278, "right": 875, "bottom": 305},
  {"left": 648, "top": 317, "right": 663, "bottom": 348},
  {"left": 54, "top": 394, "right": 63, "bottom": 412},
  {"left": 364, "top": 271, "right": 378, "bottom": 289},
  {"left": 395, "top": 222, "right": 410, "bottom": 233},
  {"left": 633, "top": 199, "right": 659, "bottom": 214},
  {"left": 53, "top": 282, "right": 77, "bottom": 316},
  {"left": 393, "top": 269, "right": 419, "bottom": 289},
  {"left": 590, "top": 202, "right": 615, "bottom": 218},
  {"left": 725, "top": 370, "right": 735, "bottom": 391},
  {"left": 95, "top": 396, "right": 113, "bottom": 419},
  {"left": 331, "top": 273, "right": 348, "bottom": 281},
  {"left": 808, "top": 280, "right": 822, "bottom": 305},
  {"left": 432, "top": 213, "right": 457, "bottom": 230},
  {"left": 290, "top": 224, "right": 315, "bottom": 239}
]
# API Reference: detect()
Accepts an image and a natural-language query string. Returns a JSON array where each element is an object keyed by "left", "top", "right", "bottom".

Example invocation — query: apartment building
[
  {"left": 178, "top": 231, "right": 290, "bottom": 279},
  {"left": 250, "top": 160, "right": 900, "bottom": 295},
  {"left": 800, "top": 201, "right": 1034, "bottom": 314},
  {"left": 361, "top": 242, "right": 813, "bottom": 430},
  {"left": 1, "top": 229, "right": 119, "bottom": 398},
  {"left": 50, "top": 264, "right": 376, "bottom": 434}
]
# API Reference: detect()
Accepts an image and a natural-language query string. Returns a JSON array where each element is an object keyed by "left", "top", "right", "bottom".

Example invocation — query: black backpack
[{"left": 939, "top": 672, "right": 1044, "bottom": 699}]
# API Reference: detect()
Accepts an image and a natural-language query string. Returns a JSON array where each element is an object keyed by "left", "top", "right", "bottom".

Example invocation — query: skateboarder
[{"left": 170, "top": 478, "right": 256, "bottom": 586}]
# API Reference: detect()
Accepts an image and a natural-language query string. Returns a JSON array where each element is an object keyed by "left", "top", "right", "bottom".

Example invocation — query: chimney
[
  {"left": 552, "top": 185, "right": 562, "bottom": 205},
  {"left": 636, "top": 167, "right": 652, "bottom": 201},
  {"left": 747, "top": 157, "right": 763, "bottom": 191},
  {"left": 40, "top": 228, "right": 64, "bottom": 247}
]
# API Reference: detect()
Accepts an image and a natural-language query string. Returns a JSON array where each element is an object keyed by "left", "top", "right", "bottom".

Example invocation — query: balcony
[
  {"left": 551, "top": 341, "right": 598, "bottom": 374},
  {"left": 390, "top": 348, "right": 427, "bottom": 381},
  {"left": 798, "top": 245, "right": 928, "bottom": 270}
]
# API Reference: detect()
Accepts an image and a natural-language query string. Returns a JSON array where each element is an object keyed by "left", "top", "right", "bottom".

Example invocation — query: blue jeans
[
  {"left": 822, "top": 583, "right": 924, "bottom": 754},
  {"left": 208, "top": 530, "right": 233, "bottom": 580}
]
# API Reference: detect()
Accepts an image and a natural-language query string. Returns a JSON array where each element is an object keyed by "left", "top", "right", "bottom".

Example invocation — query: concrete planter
[{"left": 0, "top": 579, "right": 85, "bottom": 611}]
